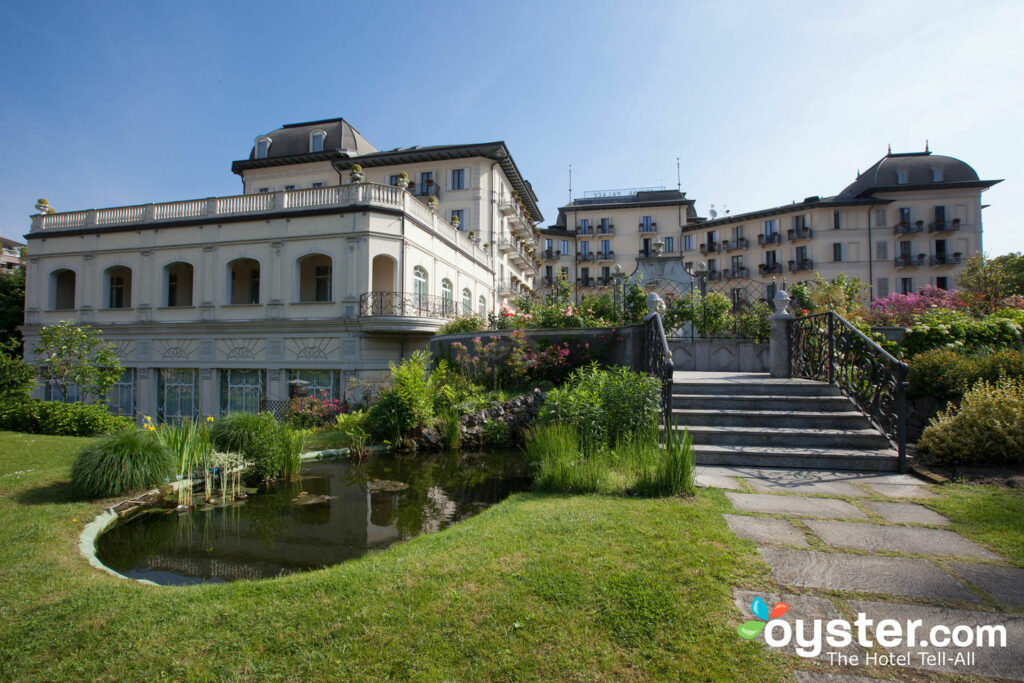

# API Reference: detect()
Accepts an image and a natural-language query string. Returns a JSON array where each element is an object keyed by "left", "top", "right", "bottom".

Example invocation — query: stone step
[
  {"left": 692, "top": 444, "right": 900, "bottom": 471},
  {"left": 671, "top": 379, "right": 839, "bottom": 398},
  {"left": 672, "top": 408, "right": 868, "bottom": 429},
  {"left": 672, "top": 394, "right": 854, "bottom": 412},
  {"left": 682, "top": 425, "right": 892, "bottom": 449}
]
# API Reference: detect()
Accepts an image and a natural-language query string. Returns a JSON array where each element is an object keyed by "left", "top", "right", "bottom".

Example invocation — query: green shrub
[
  {"left": 539, "top": 365, "right": 660, "bottom": 453},
  {"left": 436, "top": 315, "right": 487, "bottom": 336},
  {"left": 365, "top": 390, "right": 416, "bottom": 443},
  {"left": 211, "top": 412, "right": 285, "bottom": 481},
  {"left": 992, "top": 308, "right": 1024, "bottom": 325},
  {"left": 918, "top": 376, "right": 1024, "bottom": 464},
  {"left": 901, "top": 310, "right": 1022, "bottom": 357},
  {"left": 734, "top": 302, "right": 771, "bottom": 342},
  {"left": 481, "top": 419, "right": 509, "bottom": 446},
  {"left": 0, "top": 341, "right": 34, "bottom": 401},
  {"left": 71, "top": 429, "right": 176, "bottom": 499},
  {"left": 907, "top": 348, "right": 1024, "bottom": 401},
  {"left": 334, "top": 409, "right": 369, "bottom": 457},
  {"left": 0, "top": 399, "right": 132, "bottom": 436},
  {"left": 664, "top": 292, "right": 734, "bottom": 337}
]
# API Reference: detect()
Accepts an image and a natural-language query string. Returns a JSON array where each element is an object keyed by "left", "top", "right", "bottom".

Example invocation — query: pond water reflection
[{"left": 94, "top": 450, "right": 530, "bottom": 585}]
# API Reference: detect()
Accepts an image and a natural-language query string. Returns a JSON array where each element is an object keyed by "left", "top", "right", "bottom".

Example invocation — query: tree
[
  {"left": 991, "top": 252, "right": 1024, "bottom": 296},
  {"left": 0, "top": 267, "right": 25, "bottom": 351},
  {"left": 33, "top": 321, "right": 122, "bottom": 403},
  {"left": 957, "top": 254, "right": 1016, "bottom": 312},
  {"left": 0, "top": 339, "right": 34, "bottom": 400}
]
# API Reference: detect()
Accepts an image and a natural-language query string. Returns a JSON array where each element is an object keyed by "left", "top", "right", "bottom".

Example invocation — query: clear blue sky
[{"left": 2, "top": 0, "right": 1021, "bottom": 255}]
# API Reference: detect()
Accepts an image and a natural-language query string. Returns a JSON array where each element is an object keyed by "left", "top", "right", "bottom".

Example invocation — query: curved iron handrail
[
  {"left": 644, "top": 313, "right": 674, "bottom": 433},
  {"left": 359, "top": 291, "right": 465, "bottom": 319},
  {"left": 791, "top": 311, "right": 909, "bottom": 471}
]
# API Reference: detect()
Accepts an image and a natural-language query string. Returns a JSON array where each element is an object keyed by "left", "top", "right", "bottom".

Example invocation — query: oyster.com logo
[{"left": 737, "top": 596, "right": 788, "bottom": 639}]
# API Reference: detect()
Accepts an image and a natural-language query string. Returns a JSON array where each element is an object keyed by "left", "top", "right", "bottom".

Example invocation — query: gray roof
[
  {"left": 231, "top": 118, "right": 377, "bottom": 173},
  {"left": 838, "top": 150, "right": 1001, "bottom": 198},
  {"left": 1, "top": 236, "right": 25, "bottom": 248},
  {"left": 684, "top": 195, "right": 887, "bottom": 230},
  {"left": 551, "top": 189, "right": 695, "bottom": 228}
]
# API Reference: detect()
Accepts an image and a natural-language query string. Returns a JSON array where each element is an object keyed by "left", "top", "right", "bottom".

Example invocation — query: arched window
[
  {"left": 51, "top": 269, "right": 76, "bottom": 310},
  {"left": 228, "top": 258, "right": 260, "bottom": 305},
  {"left": 255, "top": 136, "right": 271, "bottom": 159},
  {"left": 298, "top": 254, "right": 332, "bottom": 302},
  {"left": 165, "top": 262, "right": 194, "bottom": 307},
  {"left": 478, "top": 295, "right": 486, "bottom": 316},
  {"left": 441, "top": 279, "right": 454, "bottom": 315},
  {"left": 105, "top": 266, "right": 132, "bottom": 309},
  {"left": 310, "top": 129, "right": 327, "bottom": 153},
  {"left": 413, "top": 266, "right": 428, "bottom": 309},
  {"left": 462, "top": 288, "right": 472, "bottom": 315}
]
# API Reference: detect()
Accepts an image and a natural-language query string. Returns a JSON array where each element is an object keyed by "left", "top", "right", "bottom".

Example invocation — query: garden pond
[{"left": 95, "top": 449, "right": 530, "bottom": 585}]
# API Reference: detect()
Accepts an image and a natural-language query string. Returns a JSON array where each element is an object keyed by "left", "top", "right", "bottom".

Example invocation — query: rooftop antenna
[
  {"left": 568, "top": 164, "right": 573, "bottom": 204},
  {"left": 709, "top": 203, "right": 718, "bottom": 219},
  {"left": 887, "top": 143, "right": 892, "bottom": 155},
  {"left": 676, "top": 157, "right": 681, "bottom": 191},
  {"left": 925, "top": 139, "right": 930, "bottom": 153}
]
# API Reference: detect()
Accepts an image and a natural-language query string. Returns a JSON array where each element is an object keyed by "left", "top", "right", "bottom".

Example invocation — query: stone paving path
[{"left": 698, "top": 465, "right": 1024, "bottom": 682}]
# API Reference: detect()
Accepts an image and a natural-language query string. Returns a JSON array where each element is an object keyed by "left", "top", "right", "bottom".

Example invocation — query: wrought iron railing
[
  {"left": 790, "top": 311, "right": 909, "bottom": 472},
  {"left": 643, "top": 313, "right": 674, "bottom": 433},
  {"left": 359, "top": 291, "right": 464, "bottom": 319}
]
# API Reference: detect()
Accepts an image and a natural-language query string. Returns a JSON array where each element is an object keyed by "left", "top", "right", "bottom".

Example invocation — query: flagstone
[
  {"left": 726, "top": 492, "right": 867, "bottom": 519},
  {"left": 947, "top": 562, "right": 1024, "bottom": 608},
  {"left": 860, "top": 501, "right": 950, "bottom": 525},
  {"left": 804, "top": 520, "right": 1000, "bottom": 561},
  {"left": 724, "top": 514, "right": 808, "bottom": 546},
  {"left": 758, "top": 548, "right": 980, "bottom": 601}
]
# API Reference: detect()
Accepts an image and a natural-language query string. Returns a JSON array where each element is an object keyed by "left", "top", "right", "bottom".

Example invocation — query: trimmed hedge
[
  {"left": 907, "top": 348, "right": 1024, "bottom": 402},
  {"left": 0, "top": 399, "right": 133, "bottom": 437}
]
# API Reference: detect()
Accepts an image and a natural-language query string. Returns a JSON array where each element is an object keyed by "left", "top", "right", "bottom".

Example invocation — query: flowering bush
[
  {"left": 865, "top": 286, "right": 972, "bottom": 326},
  {"left": 901, "top": 310, "right": 1023, "bottom": 357},
  {"left": 287, "top": 392, "right": 347, "bottom": 428}
]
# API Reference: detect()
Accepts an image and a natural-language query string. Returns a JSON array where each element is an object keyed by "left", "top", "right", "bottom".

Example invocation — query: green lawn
[
  {"left": 0, "top": 431, "right": 788, "bottom": 682},
  {"left": 923, "top": 482, "right": 1024, "bottom": 567}
]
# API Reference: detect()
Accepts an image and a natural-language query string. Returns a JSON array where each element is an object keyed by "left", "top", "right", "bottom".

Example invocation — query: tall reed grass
[{"left": 524, "top": 423, "right": 611, "bottom": 493}]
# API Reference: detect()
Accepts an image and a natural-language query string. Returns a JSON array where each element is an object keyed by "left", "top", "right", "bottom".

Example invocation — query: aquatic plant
[{"left": 524, "top": 423, "right": 610, "bottom": 493}]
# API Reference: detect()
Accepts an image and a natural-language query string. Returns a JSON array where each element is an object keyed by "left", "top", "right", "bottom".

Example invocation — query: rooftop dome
[
  {"left": 248, "top": 117, "right": 377, "bottom": 160},
  {"left": 838, "top": 150, "right": 982, "bottom": 198}
]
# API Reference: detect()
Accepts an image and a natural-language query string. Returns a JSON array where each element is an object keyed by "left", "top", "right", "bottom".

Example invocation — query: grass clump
[
  {"left": 211, "top": 412, "right": 304, "bottom": 481},
  {"left": 918, "top": 376, "right": 1024, "bottom": 464},
  {"left": 70, "top": 429, "right": 175, "bottom": 499},
  {"left": 525, "top": 423, "right": 610, "bottom": 493}
]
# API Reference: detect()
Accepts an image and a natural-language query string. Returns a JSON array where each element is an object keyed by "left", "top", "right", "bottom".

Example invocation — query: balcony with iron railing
[
  {"left": 576, "top": 225, "right": 594, "bottom": 235},
  {"left": 707, "top": 270, "right": 723, "bottom": 281},
  {"left": 787, "top": 227, "right": 813, "bottom": 241},
  {"left": 930, "top": 254, "right": 963, "bottom": 266},
  {"left": 758, "top": 233, "right": 782, "bottom": 246},
  {"left": 893, "top": 222, "right": 923, "bottom": 235},
  {"left": 541, "top": 249, "right": 561, "bottom": 260},
  {"left": 895, "top": 255, "right": 926, "bottom": 268},
  {"left": 723, "top": 237, "right": 749, "bottom": 251},
  {"left": 928, "top": 220, "right": 961, "bottom": 234},
  {"left": 725, "top": 266, "right": 749, "bottom": 279},
  {"left": 597, "top": 224, "right": 615, "bottom": 234},
  {"left": 699, "top": 242, "right": 720, "bottom": 255},
  {"left": 596, "top": 250, "right": 615, "bottom": 261},
  {"left": 639, "top": 221, "right": 658, "bottom": 233},
  {"left": 359, "top": 292, "right": 463, "bottom": 320},
  {"left": 788, "top": 259, "right": 814, "bottom": 273},
  {"left": 759, "top": 262, "right": 782, "bottom": 275},
  {"left": 576, "top": 252, "right": 597, "bottom": 263}
]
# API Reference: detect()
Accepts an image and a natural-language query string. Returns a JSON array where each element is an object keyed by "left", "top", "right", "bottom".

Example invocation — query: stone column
[{"left": 769, "top": 290, "right": 795, "bottom": 378}]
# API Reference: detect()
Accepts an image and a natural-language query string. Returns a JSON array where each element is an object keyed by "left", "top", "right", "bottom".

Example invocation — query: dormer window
[
  {"left": 310, "top": 129, "right": 327, "bottom": 153},
  {"left": 931, "top": 167, "right": 943, "bottom": 182},
  {"left": 896, "top": 169, "right": 908, "bottom": 185},
  {"left": 255, "top": 136, "right": 271, "bottom": 159}
]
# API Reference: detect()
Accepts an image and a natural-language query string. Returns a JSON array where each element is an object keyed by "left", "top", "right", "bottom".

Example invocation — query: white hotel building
[{"left": 21, "top": 118, "right": 543, "bottom": 419}]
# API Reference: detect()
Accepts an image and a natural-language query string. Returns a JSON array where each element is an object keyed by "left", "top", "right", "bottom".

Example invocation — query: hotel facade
[
  {"left": 539, "top": 149, "right": 1000, "bottom": 303},
  {"left": 21, "top": 118, "right": 543, "bottom": 419}
]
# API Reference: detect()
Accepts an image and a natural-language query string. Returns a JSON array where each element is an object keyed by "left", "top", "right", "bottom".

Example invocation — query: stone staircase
[{"left": 671, "top": 372, "right": 900, "bottom": 471}]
